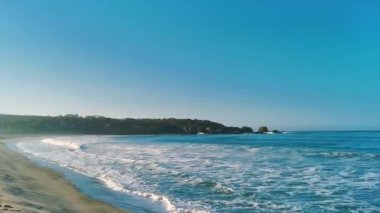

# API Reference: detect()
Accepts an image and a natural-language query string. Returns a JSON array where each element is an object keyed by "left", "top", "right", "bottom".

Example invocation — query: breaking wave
[{"left": 41, "top": 138, "right": 81, "bottom": 150}]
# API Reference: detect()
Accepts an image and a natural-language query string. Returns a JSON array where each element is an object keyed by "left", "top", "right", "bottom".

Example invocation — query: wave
[
  {"left": 41, "top": 138, "right": 81, "bottom": 150},
  {"left": 99, "top": 175, "right": 211, "bottom": 213},
  {"left": 98, "top": 175, "right": 177, "bottom": 212}
]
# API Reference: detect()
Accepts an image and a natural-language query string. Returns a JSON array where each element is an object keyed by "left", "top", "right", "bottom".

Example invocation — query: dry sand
[{"left": 0, "top": 140, "right": 125, "bottom": 213}]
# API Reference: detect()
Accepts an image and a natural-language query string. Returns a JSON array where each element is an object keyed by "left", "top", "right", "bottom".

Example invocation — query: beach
[{"left": 0, "top": 140, "right": 125, "bottom": 213}]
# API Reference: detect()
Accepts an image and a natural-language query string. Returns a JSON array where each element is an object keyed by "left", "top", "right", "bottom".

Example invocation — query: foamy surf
[
  {"left": 41, "top": 138, "right": 81, "bottom": 150},
  {"left": 99, "top": 176, "right": 177, "bottom": 212}
]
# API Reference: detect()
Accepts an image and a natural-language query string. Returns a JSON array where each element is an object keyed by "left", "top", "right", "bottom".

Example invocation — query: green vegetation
[{"left": 0, "top": 114, "right": 253, "bottom": 135}]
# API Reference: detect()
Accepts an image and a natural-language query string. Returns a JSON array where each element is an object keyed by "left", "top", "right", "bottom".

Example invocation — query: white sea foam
[
  {"left": 133, "top": 191, "right": 176, "bottom": 212},
  {"left": 99, "top": 176, "right": 125, "bottom": 192},
  {"left": 214, "top": 182, "right": 235, "bottom": 194},
  {"left": 98, "top": 175, "right": 177, "bottom": 212},
  {"left": 41, "top": 138, "right": 81, "bottom": 149}
]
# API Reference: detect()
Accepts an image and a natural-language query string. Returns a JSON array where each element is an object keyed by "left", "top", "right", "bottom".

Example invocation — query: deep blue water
[{"left": 14, "top": 132, "right": 380, "bottom": 212}]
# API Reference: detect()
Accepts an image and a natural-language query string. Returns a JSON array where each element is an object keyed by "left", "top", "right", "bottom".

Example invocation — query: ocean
[{"left": 13, "top": 132, "right": 380, "bottom": 212}]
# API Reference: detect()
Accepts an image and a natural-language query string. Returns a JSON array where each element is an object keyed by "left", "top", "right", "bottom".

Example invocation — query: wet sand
[{"left": 0, "top": 140, "right": 125, "bottom": 213}]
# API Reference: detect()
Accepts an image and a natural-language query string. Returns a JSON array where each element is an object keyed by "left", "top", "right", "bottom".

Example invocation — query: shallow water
[{"left": 15, "top": 132, "right": 380, "bottom": 212}]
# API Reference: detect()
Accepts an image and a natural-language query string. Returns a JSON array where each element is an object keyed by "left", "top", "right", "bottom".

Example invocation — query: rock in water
[{"left": 258, "top": 126, "right": 269, "bottom": 133}]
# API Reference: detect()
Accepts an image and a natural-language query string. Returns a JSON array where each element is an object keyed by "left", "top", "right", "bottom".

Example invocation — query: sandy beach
[{"left": 0, "top": 140, "right": 125, "bottom": 213}]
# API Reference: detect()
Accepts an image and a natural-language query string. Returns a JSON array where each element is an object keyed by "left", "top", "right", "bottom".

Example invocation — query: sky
[{"left": 0, "top": 0, "right": 379, "bottom": 131}]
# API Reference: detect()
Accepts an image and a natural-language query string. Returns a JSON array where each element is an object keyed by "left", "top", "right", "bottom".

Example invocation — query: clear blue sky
[{"left": 1, "top": 0, "right": 379, "bottom": 130}]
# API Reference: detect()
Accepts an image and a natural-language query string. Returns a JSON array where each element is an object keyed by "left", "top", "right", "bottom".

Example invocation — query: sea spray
[{"left": 41, "top": 138, "right": 81, "bottom": 150}]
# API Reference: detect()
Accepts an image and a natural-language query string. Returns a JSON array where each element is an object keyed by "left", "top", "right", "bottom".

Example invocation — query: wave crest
[
  {"left": 98, "top": 175, "right": 177, "bottom": 212},
  {"left": 41, "top": 138, "right": 81, "bottom": 150}
]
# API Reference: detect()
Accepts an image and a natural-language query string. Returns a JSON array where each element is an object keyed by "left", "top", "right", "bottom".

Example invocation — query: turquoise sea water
[{"left": 14, "top": 132, "right": 380, "bottom": 212}]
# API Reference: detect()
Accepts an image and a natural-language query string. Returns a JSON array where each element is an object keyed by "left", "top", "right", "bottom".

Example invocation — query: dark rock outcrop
[{"left": 257, "top": 126, "right": 269, "bottom": 133}]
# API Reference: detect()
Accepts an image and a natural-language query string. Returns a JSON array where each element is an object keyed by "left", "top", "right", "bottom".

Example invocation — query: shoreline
[{"left": 0, "top": 139, "right": 125, "bottom": 213}]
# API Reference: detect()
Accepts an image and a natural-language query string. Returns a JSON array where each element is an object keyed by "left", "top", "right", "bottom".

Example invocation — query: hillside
[{"left": 0, "top": 114, "right": 253, "bottom": 135}]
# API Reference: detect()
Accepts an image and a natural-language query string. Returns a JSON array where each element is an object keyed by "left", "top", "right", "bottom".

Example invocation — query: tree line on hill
[{"left": 0, "top": 114, "right": 254, "bottom": 135}]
